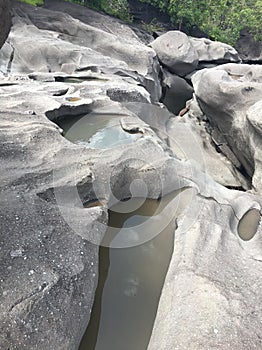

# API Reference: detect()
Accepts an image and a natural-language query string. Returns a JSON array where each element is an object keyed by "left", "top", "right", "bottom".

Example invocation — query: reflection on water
[
  {"left": 238, "top": 208, "right": 261, "bottom": 241},
  {"left": 57, "top": 112, "right": 140, "bottom": 149},
  {"left": 79, "top": 190, "right": 192, "bottom": 350}
]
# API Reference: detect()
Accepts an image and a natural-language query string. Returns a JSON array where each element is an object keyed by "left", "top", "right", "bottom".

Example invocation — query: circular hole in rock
[{"left": 237, "top": 208, "right": 261, "bottom": 241}]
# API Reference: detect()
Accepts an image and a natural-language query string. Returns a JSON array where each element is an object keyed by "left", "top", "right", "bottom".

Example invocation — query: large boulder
[
  {"left": 0, "top": 0, "right": 11, "bottom": 49},
  {"left": 150, "top": 31, "right": 199, "bottom": 76},
  {"left": 192, "top": 63, "right": 262, "bottom": 193},
  {"left": 189, "top": 37, "right": 241, "bottom": 64}
]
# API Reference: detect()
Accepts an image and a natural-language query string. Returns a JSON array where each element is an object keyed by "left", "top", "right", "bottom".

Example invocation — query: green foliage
[
  {"left": 100, "top": 0, "right": 133, "bottom": 21},
  {"left": 140, "top": 0, "right": 261, "bottom": 45},
  {"left": 141, "top": 18, "right": 165, "bottom": 34},
  {"left": 19, "top": 0, "right": 44, "bottom": 5}
]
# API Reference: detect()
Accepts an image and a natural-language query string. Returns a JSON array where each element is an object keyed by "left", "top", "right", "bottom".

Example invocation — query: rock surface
[
  {"left": 0, "top": 2, "right": 262, "bottom": 350},
  {"left": 192, "top": 63, "right": 262, "bottom": 193},
  {"left": 150, "top": 31, "right": 199, "bottom": 76},
  {"left": 166, "top": 100, "right": 249, "bottom": 189},
  {"left": 190, "top": 37, "right": 241, "bottom": 64},
  {"left": 0, "top": 0, "right": 11, "bottom": 49}
]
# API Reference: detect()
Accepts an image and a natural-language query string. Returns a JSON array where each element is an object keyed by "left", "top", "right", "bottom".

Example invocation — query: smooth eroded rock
[
  {"left": 150, "top": 31, "right": 199, "bottom": 76},
  {"left": 192, "top": 63, "right": 262, "bottom": 193},
  {"left": 190, "top": 37, "right": 241, "bottom": 63}
]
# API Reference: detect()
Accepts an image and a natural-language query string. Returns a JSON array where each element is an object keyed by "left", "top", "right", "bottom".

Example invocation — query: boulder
[
  {"left": 149, "top": 31, "right": 199, "bottom": 76},
  {"left": 192, "top": 63, "right": 262, "bottom": 193},
  {"left": 189, "top": 37, "right": 241, "bottom": 63},
  {"left": 0, "top": 0, "right": 11, "bottom": 49}
]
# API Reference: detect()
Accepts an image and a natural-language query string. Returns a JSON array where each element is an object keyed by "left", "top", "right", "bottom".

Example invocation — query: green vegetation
[
  {"left": 19, "top": 0, "right": 44, "bottom": 5},
  {"left": 141, "top": 18, "right": 165, "bottom": 34},
  {"left": 140, "top": 0, "right": 262, "bottom": 45},
  {"left": 18, "top": 0, "right": 261, "bottom": 45}
]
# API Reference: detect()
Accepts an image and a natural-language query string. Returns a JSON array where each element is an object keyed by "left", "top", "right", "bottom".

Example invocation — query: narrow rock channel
[{"left": 0, "top": 1, "right": 262, "bottom": 350}]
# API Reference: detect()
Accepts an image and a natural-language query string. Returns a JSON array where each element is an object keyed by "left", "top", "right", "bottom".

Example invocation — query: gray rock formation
[
  {"left": 192, "top": 63, "right": 262, "bottom": 193},
  {"left": 190, "top": 37, "right": 241, "bottom": 64},
  {"left": 0, "top": 0, "right": 11, "bottom": 49},
  {"left": 0, "top": 2, "right": 262, "bottom": 350},
  {"left": 149, "top": 31, "right": 199, "bottom": 76},
  {"left": 166, "top": 97, "right": 249, "bottom": 189},
  {"left": 6, "top": 0, "right": 161, "bottom": 102}
]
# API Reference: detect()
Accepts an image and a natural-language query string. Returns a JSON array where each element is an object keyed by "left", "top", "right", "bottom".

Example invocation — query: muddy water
[
  {"left": 56, "top": 112, "right": 140, "bottom": 149},
  {"left": 79, "top": 190, "right": 192, "bottom": 350}
]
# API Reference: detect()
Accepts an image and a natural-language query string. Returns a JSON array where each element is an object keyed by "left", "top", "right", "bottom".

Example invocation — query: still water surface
[
  {"left": 57, "top": 112, "right": 140, "bottom": 149},
  {"left": 79, "top": 194, "right": 181, "bottom": 350}
]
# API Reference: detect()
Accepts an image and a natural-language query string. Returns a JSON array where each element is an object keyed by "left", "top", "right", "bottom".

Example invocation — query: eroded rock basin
[
  {"left": 57, "top": 111, "right": 141, "bottom": 149},
  {"left": 79, "top": 190, "right": 192, "bottom": 350}
]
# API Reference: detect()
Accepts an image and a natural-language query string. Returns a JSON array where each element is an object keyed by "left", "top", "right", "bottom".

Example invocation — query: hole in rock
[
  {"left": 225, "top": 185, "right": 246, "bottom": 192},
  {"left": 52, "top": 88, "right": 69, "bottom": 96},
  {"left": 79, "top": 188, "right": 192, "bottom": 350},
  {"left": 238, "top": 208, "right": 261, "bottom": 241},
  {"left": 56, "top": 111, "right": 141, "bottom": 149},
  {"left": 55, "top": 77, "right": 109, "bottom": 83}
]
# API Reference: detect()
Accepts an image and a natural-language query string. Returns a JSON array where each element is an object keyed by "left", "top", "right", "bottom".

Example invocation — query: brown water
[
  {"left": 79, "top": 190, "right": 192, "bottom": 350},
  {"left": 238, "top": 208, "right": 261, "bottom": 241}
]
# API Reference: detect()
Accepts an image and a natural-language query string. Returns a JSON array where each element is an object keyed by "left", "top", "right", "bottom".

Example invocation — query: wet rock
[
  {"left": 120, "top": 116, "right": 146, "bottom": 134},
  {"left": 149, "top": 31, "right": 199, "bottom": 76}
]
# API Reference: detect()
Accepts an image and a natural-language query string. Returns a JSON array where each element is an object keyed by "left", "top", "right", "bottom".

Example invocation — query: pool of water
[
  {"left": 57, "top": 111, "right": 141, "bottom": 149},
  {"left": 79, "top": 189, "right": 192, "bottom": 350},
  {"left": 238, "top": 208, "right": 261, "bottom": 241}
]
